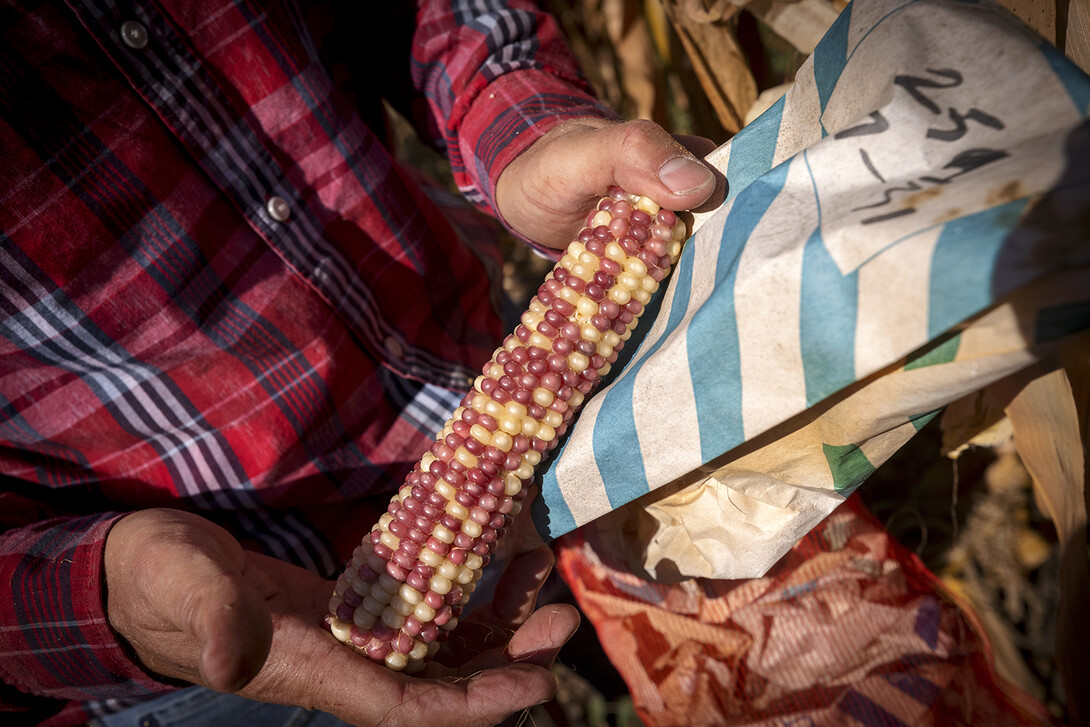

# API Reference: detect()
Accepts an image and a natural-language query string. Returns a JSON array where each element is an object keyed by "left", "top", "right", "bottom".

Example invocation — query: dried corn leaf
[
  {"left": 659, "top": 0, "right": 757, "bottom": 133},
  {"left": 1069, "top": 0, "right": 1090, "bottom": 73},
  {"left": 603, "top": 0, "right": 665, "bottom": 121},
  {"left": 940, "top": 386, "right": 1013, "bottom": 459},
  {"left": 1002, "top": 353, "right": 1089, "bottom": 727},
  {"left": 741, "top": 0, "right": 841, "bottom": 54},
  {"left": 997, "top": 0, "right": 1057, "bottom": 43}
]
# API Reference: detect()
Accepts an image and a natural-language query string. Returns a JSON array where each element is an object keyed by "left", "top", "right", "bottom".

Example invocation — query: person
[{"left": 0, "top": 1, "right": 720, "bottom": 725}]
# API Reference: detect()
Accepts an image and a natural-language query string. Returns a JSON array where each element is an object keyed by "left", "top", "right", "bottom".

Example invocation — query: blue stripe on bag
[
  {"left": 801, "top": 227, "right": 860, "bottom": 406},
  {"left": 690, "top": 161, "right": 793, "bottom": 462},
  {"left": 726, "top": 95, "right": 785, "bottom": 202},
  {"left": 592, "top": 242, "right": 698, "bottom": 508},
  {"left": 537, "top": 454, "right": 577, "bottom": 535},
  {"left": 927, "top": 199, "right": 1028, "bottom": 338},
  {"left": 813, "top": 4, "right": 852, "bottom": 129},
  {"left": 1039, "top": 40, "right": 1090, "bottom": 116}
]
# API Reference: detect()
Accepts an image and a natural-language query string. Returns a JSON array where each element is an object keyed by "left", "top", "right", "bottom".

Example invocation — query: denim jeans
[{"left": 88, "top": 687, "right": 353, "bottom": 727}]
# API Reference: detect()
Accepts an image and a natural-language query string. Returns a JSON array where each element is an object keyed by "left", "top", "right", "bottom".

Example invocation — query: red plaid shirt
[{"left": 0, "top": 0, "right": 612, "bottom": 723}]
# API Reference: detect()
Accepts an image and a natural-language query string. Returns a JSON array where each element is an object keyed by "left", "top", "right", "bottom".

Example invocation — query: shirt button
[
  {"left": 384, "top": 336, "right": 404, "bottom": 360},
  {"left": 119, "top": 20, "right": 149, "bottom": 50},
  {"left": 266, "top": 196, "right": 291, "bottom": 222}
]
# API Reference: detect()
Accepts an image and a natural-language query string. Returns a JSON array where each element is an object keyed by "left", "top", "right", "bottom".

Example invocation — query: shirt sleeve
[
  {"left": 411, "top": 0, "right": 619, "bottom": 218},
  {"left": 0, "top": 504, "right": 172, "bottom": 703}
]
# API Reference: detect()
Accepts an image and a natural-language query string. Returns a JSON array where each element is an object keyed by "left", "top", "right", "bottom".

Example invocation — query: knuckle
[{"left": 615, "top": 118, "right": 661, "bottom": 155}]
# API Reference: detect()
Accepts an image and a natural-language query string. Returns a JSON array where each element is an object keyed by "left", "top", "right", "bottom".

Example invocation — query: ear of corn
[{"left": 326, "top": 186, "right": 686, "bottom": 672}]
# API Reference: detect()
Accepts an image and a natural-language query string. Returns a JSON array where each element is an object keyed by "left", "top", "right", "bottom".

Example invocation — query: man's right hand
[{"left": 104, "top": 508, "right": 578, "bottom": 727}]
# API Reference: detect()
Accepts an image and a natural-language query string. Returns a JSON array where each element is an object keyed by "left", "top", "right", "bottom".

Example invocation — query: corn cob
[{"left": 326, "top": 186, "right": 687, "bottom": 672}]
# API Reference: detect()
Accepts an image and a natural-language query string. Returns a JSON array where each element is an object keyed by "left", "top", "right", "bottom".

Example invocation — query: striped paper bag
[{"left": 533, "top": 0, "right": 1090, "bottom": 579}]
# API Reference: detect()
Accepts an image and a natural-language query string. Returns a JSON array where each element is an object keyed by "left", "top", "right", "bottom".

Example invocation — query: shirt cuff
[
  {"left": 457, "top": 68, "right": 619, "bottom": 250},
  {"left": 0, "top": 513, "right": 175, "bottom": 702}
]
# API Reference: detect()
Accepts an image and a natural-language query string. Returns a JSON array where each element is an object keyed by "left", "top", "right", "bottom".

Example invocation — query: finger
[
  {"left": 491, "top": 546, "right": 556, "bottom": 625},
  {"left": 395, "top": 663, "right": 559, "bottom": 727},
  {"left": 504, "top": 603, "right": 580, "bottom": 668},
  {"left": 279, "top": 623, "right": 558, "bottom": 727}
]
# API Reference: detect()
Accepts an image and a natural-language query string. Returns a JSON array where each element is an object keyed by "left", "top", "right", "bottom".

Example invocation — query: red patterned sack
[{"left": 554, "top": 495, "right": 1052, "bottom": 726}]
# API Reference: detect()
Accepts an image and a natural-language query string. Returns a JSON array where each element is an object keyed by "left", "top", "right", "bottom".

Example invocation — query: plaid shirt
[{"left": 0, "top": 0, "right": 611, "bottom": 722}]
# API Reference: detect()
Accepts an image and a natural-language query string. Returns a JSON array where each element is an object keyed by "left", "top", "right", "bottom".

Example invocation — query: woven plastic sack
[{"left": 554, "top": 494, "right": 1053, "bottom": 726}]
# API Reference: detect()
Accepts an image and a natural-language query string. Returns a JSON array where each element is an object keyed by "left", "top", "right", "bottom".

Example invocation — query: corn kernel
[
  {"left": 570, "top": 263, "right": 592, "bottom": 281},
  {"left": 532, "top": 387, "right": 554, "bottom": 407},
  {"left": 609, "top": 286, "right": 631, "bottom": 305},
  {"left": 399, "top": 583, "right": 423, "bottom": 605},
  {"left": 391, "top": 596, "right": 415, "bottom": 616},
  {"left": 534, "top": 425, "right": 555, "bottom": 444},
  {"left": 623, "top": 258, "right": 648, "bottom": 277},
  {"left": 419, "top": 548, "right": 443, "bottom": 567},
  {"left": 414, "top": 602, "right": 436, "bottom": 622},
  {"left": 490, "top": 430, "right": 513, "bottom": 451},
  {"left": 381, "top": 606, "right": 405, "bottom": 630},
  {"left": 605, "top": 242, "right": 626, "bottom": 261},
  {"left": 361, "top": 595, "right": 385, "bottom": 616},
  {"left": 636, "top": 196, "right": 660, "bottom": 215},
  {"left": 352, "top": 608, "right": 377, "bottom": 630},
  {"left": 330, "top": 617, "right": 352, "bottom": 642},
  {"left": 454, "top": 448, "right": 477, "bottom": 468},
  {"left": 429, "top": 575, "right": 452, "bottom": 595}
]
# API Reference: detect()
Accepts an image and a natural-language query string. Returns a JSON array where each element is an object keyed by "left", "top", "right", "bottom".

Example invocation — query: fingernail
[{"left": 658, "top": 157, "right": 714, "bottom": 195}]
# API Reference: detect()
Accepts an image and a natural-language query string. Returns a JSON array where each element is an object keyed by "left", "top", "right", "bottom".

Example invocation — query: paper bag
[{"left": 533, "top": 0, "right": 1090, "bottom": 579}]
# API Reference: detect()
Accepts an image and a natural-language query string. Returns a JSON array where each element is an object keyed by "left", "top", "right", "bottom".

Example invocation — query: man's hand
[
  {"left": 104, "top": 509, "right": 578, "bottom": 727},
  {"left": 495, "top": 118, "right": 725, "bottom": 249}
]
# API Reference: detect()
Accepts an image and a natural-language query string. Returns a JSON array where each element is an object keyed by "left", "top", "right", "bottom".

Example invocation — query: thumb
[
  {"left": 105, "top": 509, "right": 274, "bottom": 692},
  {"left": 589, "top": 119, "right": 719, "bottom": 211},
  {"left": 496, "top": 118, "right": 723, "bottom": 249},
  {"left": 182, "top": 568, "right": 274, "bottom": 692}
]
